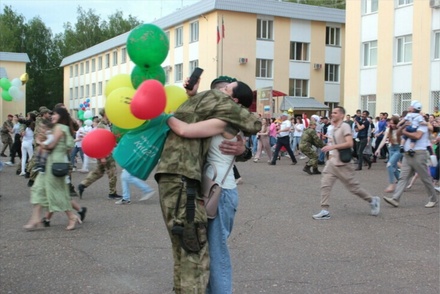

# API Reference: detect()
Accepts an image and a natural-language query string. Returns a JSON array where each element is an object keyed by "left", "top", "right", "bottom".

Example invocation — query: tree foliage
[
  {"left": 285, "top": 0, "right": 345, "bottom": 9},
  {"left": 0, "top": 5, "right": 141, "bottom": 112}
]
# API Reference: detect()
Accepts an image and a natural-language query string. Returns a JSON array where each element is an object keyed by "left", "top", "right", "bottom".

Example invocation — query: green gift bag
[{"left": 113, "top": 114, "right": 171, "bottom": 180}]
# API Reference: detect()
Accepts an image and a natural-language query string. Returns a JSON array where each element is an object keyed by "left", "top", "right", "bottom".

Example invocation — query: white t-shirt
[
  {"left": 404, "top": 113, "right": 424, "bottom": 128},
  {"left": 404, "top": 125, "right": 430, "bottom": 151},
  {"left": 293, "top": 123, "right": 304, "bottom": 137},
  {"left": 204, "top": 134, "right": 236, "bottom": 189},
  {"left": 22, "top": 127, "right": 34, "bottom": 143},
  {"left": 75, "top": 127, "right": 85, "bottom": 147},
  {"left": 278, "top": 120, "right": 291, "bottom": 137}
]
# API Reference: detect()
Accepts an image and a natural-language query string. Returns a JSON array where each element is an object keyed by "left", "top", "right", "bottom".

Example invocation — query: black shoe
[
  {"left": 41, "top": 217, "right": 50, "bottom": 227},
  {"left": 291, "top": 161, "right": 297, "bottom": 165},
  {"left": 317, "top": 161, "right": 325, "bottom": 165},
  {"left": 367, "top": 161, "right": 372, "bottom": 169},
  {"left": 27, "top": 180, "right": 34, "bottom": 187},
  {"left": 400, "top": 146, "right": 404, "bottom": 153},
  {"left": 303, "top": 165, "right": 313, "bottom": 175},
  {"left": 0, "top": 153, "right": 7, "bottom": 157},
  {"left": 408, "top": 149, "right": 415, "bottom": 157},
  {"left": 69, "top": 183, "right": 78, "bottom": 197},
  {"left": 108, "top": 193, "right": 123, "bottom": 200},
  {"left": 312, "top": 167, "right": 321, "bottom": 174},
  {"left": 268, "top": 162, "right": 276, "bottom": 165},
  {"left": 78, "top": 184, "right": 86, "bottom": 199},
  {"left": 25, "top": 172, "right": 30, "bottom": 178},
  {"left": 78, "top": 207, "right": 87, "bottom": 222},
  {"left": 355, "top": 167, "right": 362, "bottom": 171}
]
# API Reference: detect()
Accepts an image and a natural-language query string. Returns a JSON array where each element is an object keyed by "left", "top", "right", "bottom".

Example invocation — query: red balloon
[
  {"left": 130, "top": 79, "right": 166, "bottom": 120},
  {"left": 82, "top": 129, "right": 116, "bottom": 158},
  {"left": 82, "top": 107, "right": 86, "bottom": 110}
]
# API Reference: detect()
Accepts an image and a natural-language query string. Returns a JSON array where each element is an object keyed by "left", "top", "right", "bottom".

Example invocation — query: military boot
[
  {"left": 303, "top": 165, "right": 312, "bottom": 175},
  {"left": 312, "top": 167, "right": 321, "bottom": 174}
]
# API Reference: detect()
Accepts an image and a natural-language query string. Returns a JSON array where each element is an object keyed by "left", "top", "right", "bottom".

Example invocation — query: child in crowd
[
  {"left": 399, "top": 101, "right": 427, "bottom": 156},
  {"left": 115, "top": 169, "right": 155, "bottom": 205},
  {"left": 33, "top": 119, "right": 54, "bottom": 173}
]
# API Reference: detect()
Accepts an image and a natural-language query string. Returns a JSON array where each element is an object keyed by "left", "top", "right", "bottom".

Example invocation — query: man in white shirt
[
  {"left": 269, "top": 113, "right": 297, "bottom": 165},
  {"left": 384, "top": 102, "right": 438, "bottom": 208}
]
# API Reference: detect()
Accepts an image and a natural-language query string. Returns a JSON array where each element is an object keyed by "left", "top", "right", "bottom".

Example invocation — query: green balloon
[
  {"left": 2, "top": 90, "right": 13, "bottom": 102},
  {"left": 0, "top": 78, "right": 11, "bottom": 91},
  {"left": 131, "top": 65, "right": 165, "bottom": 89},
  {"left": 127, "top": 23, "right": 169, "bottom": 67}
]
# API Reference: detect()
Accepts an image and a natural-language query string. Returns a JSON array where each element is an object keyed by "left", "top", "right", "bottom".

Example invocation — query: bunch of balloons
[
  {"left": 0, "top": 73, "right": 28, "bottom": 102},
  {"left": 77, "top": 98, "right": 91, "bottom": 120}
]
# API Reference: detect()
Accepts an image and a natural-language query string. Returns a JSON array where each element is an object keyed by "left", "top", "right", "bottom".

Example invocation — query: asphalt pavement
[{"left": 0, "top": 155, "right": 438, "bottom": 294}]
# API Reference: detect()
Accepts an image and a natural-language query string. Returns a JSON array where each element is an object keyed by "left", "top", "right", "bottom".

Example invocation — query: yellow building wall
[
  {"left": 0, "top": 61, "right": 27, "bottom": 123},
  {"left": 310, "top": 21, "right": 326, "bottom": 103}
]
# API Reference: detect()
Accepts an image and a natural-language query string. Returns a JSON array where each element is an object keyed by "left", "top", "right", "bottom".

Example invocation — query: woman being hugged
[
  {"left": 253, "top": 118, "right": 273, "bottom": 162},
  {"left": 23, "top": 107, "right": 80, "bottom": 231}
]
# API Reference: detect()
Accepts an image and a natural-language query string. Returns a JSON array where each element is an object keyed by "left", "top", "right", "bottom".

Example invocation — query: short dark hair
[
  {"left": 363, "top": 110, "right": 370, "bottom": 116},
  {"left": 335, "top": 106, "right": 346, "bottom": 115},
  {"left": 232, "top": 81, "right": 253, "bottom": 108}
]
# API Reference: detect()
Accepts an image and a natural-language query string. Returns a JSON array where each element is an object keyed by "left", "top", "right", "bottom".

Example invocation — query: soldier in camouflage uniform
[
  {"left": 78, "top": 109, "right": 121, "bottom": 200},
  {"left": 155, "top": 81, "right": 260, "bottom": 294},
  {"left": 300, "top": 121, "right": 325, "bottom": 175},
  {"left": 1, "top": 114, "right": 14, "bottom": 157}
]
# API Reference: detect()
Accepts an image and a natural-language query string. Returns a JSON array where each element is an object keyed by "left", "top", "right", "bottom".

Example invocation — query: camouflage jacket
[
  {"left": 1, "top": 120, "right": 13, "bottom": 136},
  {"left": 155, "top": 89, "right": 261, "bottom": 182},
  {"left": 299, "top": 128, "right": 325, "bottom": 149}
]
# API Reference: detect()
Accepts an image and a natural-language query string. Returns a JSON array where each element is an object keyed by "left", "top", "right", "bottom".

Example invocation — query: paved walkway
[{"left": 0, "top": 156, "right": 438, "bottom": 294}]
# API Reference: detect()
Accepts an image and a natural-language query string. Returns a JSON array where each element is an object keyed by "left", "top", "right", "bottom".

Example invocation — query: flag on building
[
  {"left": 217, "top": 25, "right": 220, "bottom": 43},
  {"left": 222, "top": 17, "right": 225, "bottom": 39}
]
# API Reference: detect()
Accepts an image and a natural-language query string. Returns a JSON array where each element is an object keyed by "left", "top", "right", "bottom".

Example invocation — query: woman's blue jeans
[
  {"left": 206, "top": 188, "right": 238, "bottom": 294},
  {"left": 387, "top": 144, "right": 402, "bottom": 184}
]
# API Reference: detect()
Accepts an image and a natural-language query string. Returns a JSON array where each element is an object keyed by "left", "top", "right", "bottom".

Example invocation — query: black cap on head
[{"left": 210, "top": 76, "right": 237, "bottom": 89}]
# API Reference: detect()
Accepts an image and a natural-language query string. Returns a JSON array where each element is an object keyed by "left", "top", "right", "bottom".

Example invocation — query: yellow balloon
[
  {"left": 164, "top": 85, "right": 188, "bottom": 114},
  {"left": 105, "top": 87, "right": 145, "bottom": 129},
  {"left": 20, "top": 73, "right": 29, "bottom": 85},
  {"left": 105, "top": 74, "right": 133, "bottom": 97}
]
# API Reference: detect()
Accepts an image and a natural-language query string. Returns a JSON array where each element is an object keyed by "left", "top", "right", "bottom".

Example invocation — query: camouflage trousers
[
  {"left": 157, "top": 174, "right": 209, "bottom": 294},
  {"left": 1, "top": 134, "right": 12, "bottom": 154},
  {"left": 300, "top": 146, "right": 319, "bottom": 168},
  {"left": 81, "top": 156, "right": 117, "bottom": 194}
]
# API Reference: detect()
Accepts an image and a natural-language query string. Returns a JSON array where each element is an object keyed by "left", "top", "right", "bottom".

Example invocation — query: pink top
[{"left": 269, "top": 123, "right": 277, "bottom": 137}]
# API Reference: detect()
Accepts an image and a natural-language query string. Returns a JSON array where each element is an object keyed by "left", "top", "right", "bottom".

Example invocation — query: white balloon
[
  {"left": 84, "top": 110, "right": 93, "bottom": 119},
  {"left": 13, "top": 91, "right": 24, "bottom": 102},
  {"left": 84, "top": 119, "right": 93, "bottom": 126},
  {"left": 8, "top": 86, "right": 20, "bottom": 99},
  {"left": 11, "top": 78, "right": 22, "bottom": 88}
]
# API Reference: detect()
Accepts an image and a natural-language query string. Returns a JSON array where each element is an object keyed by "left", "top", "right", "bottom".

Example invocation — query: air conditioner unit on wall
[
  {"left": 313, "top": 63, "right": 322, "bottom": 70},
  {"left": 239, "top": 58, "right": 248, "bottom": 64},
  {"left": 430, "top": 0, "right": 440, "bottom": 8}
]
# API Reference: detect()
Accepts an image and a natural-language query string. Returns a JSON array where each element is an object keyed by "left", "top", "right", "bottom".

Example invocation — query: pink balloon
[
  {"left": 130, "top": 79, "right": 166, "bottom": 120},
  {"left": 82, "top": 129, "right": 116, "bottom": 158}
]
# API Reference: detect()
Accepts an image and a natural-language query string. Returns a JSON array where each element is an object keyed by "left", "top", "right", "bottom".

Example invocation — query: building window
[
  {"left": 434, "top": 32, "right": 440, "bottom": 60},
  {"left": 121, "top": 47, "right": 127, "bottom": 63},
  {"left": 92, "top": 59, "right": 96, "bottom": 72},
  {"left": 326, "top": 27, "right": 341, "bottom": 46},
  {"left": 80, "top": 86, "right": 84, "bottom": 98},
  {"left": 290, "top": 42, "right": 309, "bottom": 61},
  {"left": 80, "top": 63, "right": 84, "bottom": 75},
  {"left": 190, "top": 21, "right": 199, "bottom": 42},
  {"left": 92, "top": 83, "right": 96, "bottom": 96},
  {"left": 325, "top": 64, "right": 340, "bottom": 82},
  {"left": 175, "top": 26, "right": 183, "bottom": 47},
  {"left": 257, "top": 19, "right": 273, "bottom": 40},
  {"left": 175, "top": 63, "right": 183, "bottom": 82},
  {"left": 86, "top": 85, "right": 90, "bottom": 97},
  {"left": 362, "top": 0, "right": 378, "bottom": 14},
  {"left": 69, "top": 66, "right": 73, "bottom": 78},
  {"left": 69, "top": 88, "right": 73, "bottom": 100},
  {"left": 98, "top": 82, "right": 103, "bottom": 95},
  {"left": 74, "top": 87, "right": 78, "bottom": 99},
  {"left": 363, "top": 41, "right": 377, "bottom": 66},
  {"left": 432, "top": 91, "right": 440, "bottom": 110},
  {"left": 166, "top": 31, "right": 170, "bottom": 43},
  {"left": 85, "top": 61, "right": 89, "bottom": 73},
  {"left": 98, "top": 56, "right": 102, "bottom": 70},
  {"left": 256, "top": 59, "right": 273, "bottom": 78},
  {"left": 289, "top": 79, "right": 308, "bottom": 97},
  {"left": 189, "top": 60, "right": 199, "bottom": 75},
  {"left": 397, "top": 35, "right": 412, "bottom": 64},
  {"left": 398, "top": 0, "right": 413, "bottom": 6},
  {"left": 393, "top": 93, "right": 412, "bottom": 115},
  {"left": 113, "top": 51, "right": 118, "bottom": 66},
  {"left": 75, "top": 64, "right": 78, "bottom": 76},
  {"left": 105, "top": 53, "right": 110, "bottom": 68},
  {"left": 361, "top": 95, "right": 376, "bottom": 117}
]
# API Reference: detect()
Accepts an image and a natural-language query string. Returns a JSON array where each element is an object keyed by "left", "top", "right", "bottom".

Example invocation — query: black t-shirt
[{"left": 357, "top": 119, "right": 370, "bottom": 139}]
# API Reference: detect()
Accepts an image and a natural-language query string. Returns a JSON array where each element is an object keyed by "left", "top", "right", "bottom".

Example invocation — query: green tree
[
  {"left": 285, "top": 0, "right": 345, "bottom": 9},
  {"left": 0, "top": 6, "right": 26, "bottom": 52}
]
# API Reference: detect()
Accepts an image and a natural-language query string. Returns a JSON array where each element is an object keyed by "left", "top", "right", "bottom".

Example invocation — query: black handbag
[
  {"left": 52, "top": 162, "right": 70, "bottom": 177},
  {"left": 333, "top": 134, "right": 352, "bottom": 163}
]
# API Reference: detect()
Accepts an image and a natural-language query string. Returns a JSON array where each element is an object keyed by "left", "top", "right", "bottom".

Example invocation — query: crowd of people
[{"left": 1, "top": 83, "right": 439, "bottom": 293}]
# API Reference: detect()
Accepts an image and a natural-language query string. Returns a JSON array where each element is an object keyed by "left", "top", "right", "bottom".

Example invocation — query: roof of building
[
  {"left": 60, "top": 0, "right": 345, "bottom": 67},
  {"left": 281, "top": 97, "right": 329, "bottom": 111},
  {"left": 0, "top": 52, "right": 31, "bottom": 63}
]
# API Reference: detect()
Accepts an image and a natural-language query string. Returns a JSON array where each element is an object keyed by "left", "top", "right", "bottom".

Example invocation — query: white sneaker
[
  {"left": 4, "top": 161, "right": 13, "bottom": 166},
  {"left": 139, "top": 191, "right": 155, "bottom": 201},
  {"left": 312, "top": 210, "right": 330, "bottom": 220},
  {"left": 435, "top": 186, "right": 440, "bottom": 192},
  {"left": 19, "top": 172, "right": 26, "bottom": 176},
  {"left": 299, "top": 156, "right": 307, "bottom": 160},
  {"left": 370, "top": 196, "right": 380, "bottom": 216},
  {"left": 425, "top": 201, "right": 438, "bottom": 208}
]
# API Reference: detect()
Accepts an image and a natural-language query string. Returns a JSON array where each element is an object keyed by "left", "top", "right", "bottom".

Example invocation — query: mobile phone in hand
[{"left": 184, "top": 67, "right": 204, "bottom": 91}]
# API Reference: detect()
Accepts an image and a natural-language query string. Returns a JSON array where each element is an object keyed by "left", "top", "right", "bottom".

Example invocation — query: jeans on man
[
  {"left": 206, "top": 188, "right": 238, "bottom": 294},
  {"left": 121, "top": 169, "right": 154, "bottom": 201}
]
